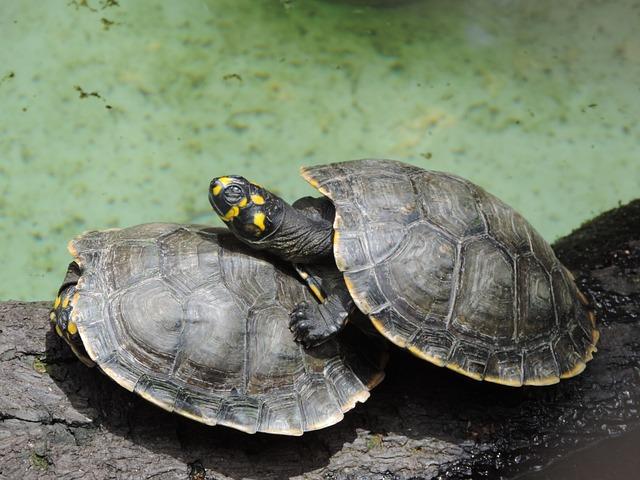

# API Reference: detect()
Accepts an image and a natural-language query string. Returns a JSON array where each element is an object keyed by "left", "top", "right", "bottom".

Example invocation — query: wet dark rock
[{"left": 1, "top": 200, "right": 639, "bottom": 479}]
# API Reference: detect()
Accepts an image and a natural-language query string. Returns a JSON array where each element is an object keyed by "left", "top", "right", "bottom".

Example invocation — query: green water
[{"left": 1, "top": 0, "right": 638, "bottom": 301}]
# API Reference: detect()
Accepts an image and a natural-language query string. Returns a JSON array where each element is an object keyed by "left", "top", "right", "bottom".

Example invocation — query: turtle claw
[{"left": 289, "top": 301, "right": 331, "bottom": 348}]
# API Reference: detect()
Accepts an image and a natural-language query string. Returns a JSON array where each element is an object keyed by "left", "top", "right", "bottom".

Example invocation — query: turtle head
[{"left": 209, "top": 175, "right": 284, "bottom": 244}]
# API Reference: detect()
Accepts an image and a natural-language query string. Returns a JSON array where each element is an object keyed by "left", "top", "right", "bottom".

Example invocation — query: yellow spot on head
[
  {"left": 223, "top": 205, "right": 240, "bottom": 221},
  {"left": 250, "top": 194, "right": 265, "bottom": 205},
  {"left": 253, "top": 212, "right": 266, "bottom": 231},
  {"left": 217, "top": 176, "right": 232, "bottom": 185},
  {"left": 53, "top": 296, "right": 61, "bottom": 309},
  {"left": 212, "top": 184, "right": 222, "bottom": 196},
  {"left": 49, "top": 311, "right": 57, "bottom": 323},
  {"left": 55, "top": 325, "right": 63, "bottom": 337},
  {"left": 67, "top": 321, "right": 78, "bottom": 335},
  {"left": 237, "top": 197, "right": 248, "bottom": 208},
  {"left": 62, "top": 296, "right": 70, "bottom": 308}
]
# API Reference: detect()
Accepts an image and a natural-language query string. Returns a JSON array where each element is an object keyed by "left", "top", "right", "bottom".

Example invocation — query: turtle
[
  {"left": 208, "top": 159, "right": 599, "bottom": 387},
  {"left": 50, "top": 223, "right": 387, "bottom": 435}
]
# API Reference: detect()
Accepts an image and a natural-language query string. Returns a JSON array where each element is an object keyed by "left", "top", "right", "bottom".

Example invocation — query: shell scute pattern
[
  {"left": 478, "top": 189, "right": 532, "bottom": 256},
  {"left": 112, "top": 277, "right": 184, "bottom": 375},
  {"left": 386, "top": 223, "right": 457, "bottom": 321},
  {"left": 301, "top": 159, "right": 598, "bottom": 386},
  {"left": 450, "top": 238, "right": 515, "bottom": 343},
  {"left": 106, "top": 242, "right": 160, "bottom": 292},
  {"left": 411, "top": 171, "right": 488, "bottom": 239},
  {"left": 68, "top": 223, "right": 386, "bottom": 434},
  {"left": 157, "top": 227, "right": 219, "bottom": 294},
  {"left": 516, "top": 254, "right": 556, "bottom": 341}
]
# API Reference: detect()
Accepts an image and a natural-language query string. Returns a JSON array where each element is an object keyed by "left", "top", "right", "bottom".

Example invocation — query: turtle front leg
[
  {"left": 289, "top": 294, "right": 354, "bottom": 348},
  {"left": 290, "top": 265, "right": 355, "bottom": 347}
]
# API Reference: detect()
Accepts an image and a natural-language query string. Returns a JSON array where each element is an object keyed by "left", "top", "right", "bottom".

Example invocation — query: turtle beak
[{"left": 209, "top": 178, "right": 226, "bottom": 215}]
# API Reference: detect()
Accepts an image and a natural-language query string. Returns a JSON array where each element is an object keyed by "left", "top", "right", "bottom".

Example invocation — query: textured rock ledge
[{"left": 1, "top": 200, "right": 639, "bottom": 480}]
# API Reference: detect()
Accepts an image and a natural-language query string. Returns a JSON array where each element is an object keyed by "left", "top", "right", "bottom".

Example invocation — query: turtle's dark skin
[
  {"left": 209, "top": 159, "right": 598, "bottom": 387},
  {"left": 209, "top": 176, "right": 354, "bottom": 345},
  {"left": 208, "top": 176, "right": 334, "bottom": 263}
]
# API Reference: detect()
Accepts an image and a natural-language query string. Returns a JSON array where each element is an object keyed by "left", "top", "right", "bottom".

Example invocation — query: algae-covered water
[{"left": 1, "top": 0, "right": 638, "bottom": 302}]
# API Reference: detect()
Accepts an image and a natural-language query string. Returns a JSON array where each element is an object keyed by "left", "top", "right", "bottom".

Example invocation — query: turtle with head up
[{"left": 209, "top": 159, "right": 599, "bottom": 387}]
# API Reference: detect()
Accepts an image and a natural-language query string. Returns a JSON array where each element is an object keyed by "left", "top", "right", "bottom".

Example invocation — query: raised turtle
[
  {"left": 50, "top": 223, "right": 387, "bottom": 435},
  {"left": 208, "top": 159, "right": 599, "bottom": 387}
]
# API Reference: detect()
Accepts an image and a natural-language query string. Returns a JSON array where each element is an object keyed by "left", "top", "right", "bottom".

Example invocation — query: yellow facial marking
[
  {"left": 217, "top": 177, "right": 232, "bottom": 186},
  {"left": 251, "top": 194, "right": 265, "bottom": 205},
  {"left": 223, "top": 205, "right": 240, "bottom": 221},
  {"left": 253, "top": 212, "right": 266, "bottom": 231},
  {"left": 49, "top": 311, "right": 57, "bottom": 323},
  {"left": 67, "top": 321, "right": 78, "bottom": 335},
  {"left": 212, "top": 184, "right": 222, "bottom": 196},
  {"left": 62, "top": 296, "right": 70, "bottom": 308},
  {"left": 55, "top": 325, "right": 63, "bottom": 337},
  {"left": 53, "top": 296, "right": 61, "bottom": 309},
  {"left": 237, "top": 197, "right": 248, "bottom": 208}
]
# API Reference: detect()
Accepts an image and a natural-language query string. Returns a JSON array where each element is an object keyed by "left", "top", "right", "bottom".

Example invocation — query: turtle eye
[{"left": 224, "top": 185, "right": 244, "bottom": 204}]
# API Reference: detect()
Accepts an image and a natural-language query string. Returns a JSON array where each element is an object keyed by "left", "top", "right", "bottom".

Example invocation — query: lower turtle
[
  {"left": 208, "top": 159, "right": 598, "bottom": 387},
  {"left": 50, "top": 223, "right": 387, "bottom": 435}
]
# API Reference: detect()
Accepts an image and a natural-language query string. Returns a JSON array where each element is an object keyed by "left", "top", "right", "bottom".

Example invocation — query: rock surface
[{"left": 1, "top": 200, "right": 639, "bottom": 479}]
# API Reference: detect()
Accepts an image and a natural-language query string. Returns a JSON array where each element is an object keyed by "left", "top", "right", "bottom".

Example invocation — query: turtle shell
[
  {"left": 301, "top": 159, "right": 598, "bottom": 387},
  {"left": 66, "top": 223, "right": 386, "bottom": 435}
]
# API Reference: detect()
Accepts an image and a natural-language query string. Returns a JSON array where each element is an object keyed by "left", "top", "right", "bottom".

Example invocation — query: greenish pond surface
[{"left": 1, "top": 0, "right": 638, "bottom": 302}]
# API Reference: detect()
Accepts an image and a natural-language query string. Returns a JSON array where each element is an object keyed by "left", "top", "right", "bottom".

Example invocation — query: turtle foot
[{"left": 289, "top": 301, "right": 337, "bottom": 348}]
